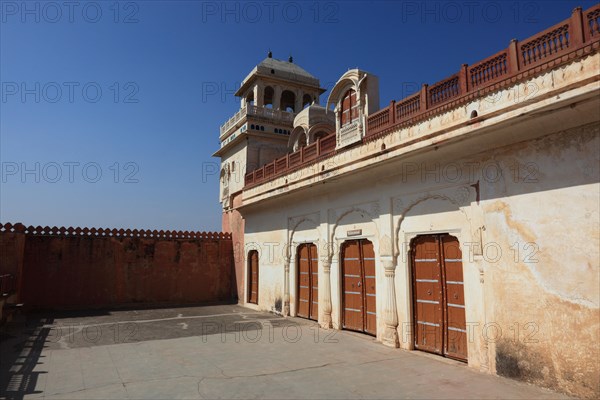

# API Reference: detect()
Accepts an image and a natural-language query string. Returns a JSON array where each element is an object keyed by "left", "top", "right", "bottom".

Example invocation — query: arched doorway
[
  {"left": 297, "top": 243, "right": 318, "bottom": 321},
  {"left": 248, "top": 250, "right": 259, "bottom": 304},
  {"left": 410, "top": 234, "right": 467, "bottom": 361},
  {"left": 341, "top": 239, "right": 376, "bottom": 335}
]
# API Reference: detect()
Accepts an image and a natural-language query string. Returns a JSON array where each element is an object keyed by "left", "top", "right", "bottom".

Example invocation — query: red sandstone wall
[
  {"left": 222, "top": 192, "right": 245, "bottom": 302},
  {"left": 0, "top": 223, "right": 234, "bottom": 310}
]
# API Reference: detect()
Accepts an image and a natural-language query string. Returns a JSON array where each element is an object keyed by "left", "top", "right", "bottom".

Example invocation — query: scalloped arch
[{"left": 393, "top": 194, "right": 474, "bottom": 258}]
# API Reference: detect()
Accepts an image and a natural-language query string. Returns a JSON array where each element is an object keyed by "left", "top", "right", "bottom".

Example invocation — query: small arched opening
[
  {"left": 302, "top": 93, "right": 313, "bottom": 109},
  {"left": 264, "top": 86, "right": 274, "bottom": 109},
  {"left": 281, "top": 90, "right": 296, "bottom": 113},
  {"left": 246, "top": 91, "right": 254, "bottom": 106}
]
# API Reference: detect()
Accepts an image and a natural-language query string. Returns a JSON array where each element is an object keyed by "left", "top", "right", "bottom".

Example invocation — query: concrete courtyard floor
[{"left": 0, "top": 304, "right": 569, "bottom": 400}]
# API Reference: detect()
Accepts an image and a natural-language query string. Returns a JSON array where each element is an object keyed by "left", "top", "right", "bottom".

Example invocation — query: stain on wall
[{"left": 481, "top": 123, "right": 600, "bottom": 399}]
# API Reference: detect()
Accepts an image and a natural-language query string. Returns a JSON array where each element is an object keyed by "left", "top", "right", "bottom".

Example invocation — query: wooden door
[
  {"left": 411, "top": 234, "right": 467, "bottom": 361},
  {"left": 297, "top": 243, "right": 318, "bottom": 320},
  {"left": 442, "top": 235, "right": 468, "bottom": 361},
  {"left": 342, "top": 239, "right": 376, "bottom": 335},
  {"left": 248, "top": 250, "right": 259, "bottom": 304},
  {"left": 412, "top": 236, "right": 443, "bottom": 354}
]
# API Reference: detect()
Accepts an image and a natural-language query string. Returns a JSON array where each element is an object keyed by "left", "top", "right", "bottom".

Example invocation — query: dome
[{"left": 256, "top": 57, "right": 319, "bottom": 85}]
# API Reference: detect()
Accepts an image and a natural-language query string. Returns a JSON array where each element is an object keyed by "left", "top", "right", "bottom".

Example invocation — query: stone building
[{"left": 214, "top": 6, "right": 600, "bottom": 398}]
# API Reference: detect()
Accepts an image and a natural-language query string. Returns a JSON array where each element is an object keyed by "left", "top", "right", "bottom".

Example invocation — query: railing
[
  {"left": 220, "top": 105, "right": 296, "bottom": 138},
  {"left": 469, "top": 50, "right": 509, "bottom": 89},
  {"left": 367, "top": 106, "right": 391, "bottom": 133},
  {"left": 289, "top": 151, "right": 302, "bottom": 167},
  {"left": 303, "top": 142, "right": 318, "bottom": 162},
  {"left": 428, "top": 73, "right": 461, "bottom": 106},
  {"left": 396, "top": 93, "right": 420, "bottom": 120},
  {"left": 220, "top": 107, "right": 248, "bottom": 137},
  {"left": 244, "top": 134, "right": 337, "bottom": 187},
  {"left": 520, "top": 23, "right": 570, "bottom": 67},
  {"left": 275, "top": 157, "right": 288, "bottom": 171},
  {"left": 587, "top": 7, "right": 600, "bottom": 40},
  {"left": 360, "top": 5, "right": 598, "bottom": 141},
  {"left": 320, "top": 134, "right": 336, "bottom": 153},
  {"left": 243, "top": 5, "right": 600, "bottom": 189}
]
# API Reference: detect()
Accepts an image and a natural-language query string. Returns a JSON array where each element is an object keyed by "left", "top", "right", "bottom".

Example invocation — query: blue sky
[{"left": 1, "top": 0, "right": 595, "bottom": 232}]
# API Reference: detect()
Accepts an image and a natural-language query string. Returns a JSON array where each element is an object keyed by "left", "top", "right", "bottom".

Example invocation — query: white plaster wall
[{"left": 240, "top": 121, "right": 599, "bottom": 397}]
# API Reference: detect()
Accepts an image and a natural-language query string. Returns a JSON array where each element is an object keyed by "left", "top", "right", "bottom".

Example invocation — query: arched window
[
  {"left": 302, "top": 93, "right": 312, "bottom": 109},
  {"left": 340, "top": 89, "right": 357, "bottom": 127},
  {"left": 246, "top": 91, "right": 254, "bottom": 106},
  {"left": 264, "top": 86, "right": 274, "bottom": 109},
  {"left": 281, "top": 90, "right": 296, "bottom": 113}
]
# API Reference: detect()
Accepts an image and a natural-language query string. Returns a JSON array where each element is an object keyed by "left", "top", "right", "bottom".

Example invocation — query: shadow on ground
[{"left": 1, "top": 316, "right": 53, "bottom": 400}]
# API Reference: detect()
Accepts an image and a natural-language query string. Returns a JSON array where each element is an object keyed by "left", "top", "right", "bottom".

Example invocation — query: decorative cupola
[{"left": 214, "top": 53, "right": 327, "bottom": 209}]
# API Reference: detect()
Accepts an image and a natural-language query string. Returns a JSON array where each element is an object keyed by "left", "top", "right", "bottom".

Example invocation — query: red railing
[
  {"left": 244, "top": 5, "right": 600, "bottom": 189},
  {"left": 244, "top": 134, "right": 337, "bottom": 187},
  {"left": 367, "top": 106, "right": 392, "bottom": 136},
  {"left": 428, "top": 73, "right": 461, "bottom": 106},
  {"left": 289, "top": 151, "right": 301, "bottom": 167},
  {"left": 396, "top": 93, "right": 420, "bottom": 120},
  {"left": 303, "top": 142, "right": 318, "bottom": 162},
  {"left": 520, "top": 22, "right": 571, "bottom": 67},
  {"left": 586, "top": 6, "right": 600, "bottom": 40},
  {"left": 469, "top": 50, "right": 509, "bottom": 89},
  {"left": 320, "top": 134, "right": 336, "bottom": 154}
]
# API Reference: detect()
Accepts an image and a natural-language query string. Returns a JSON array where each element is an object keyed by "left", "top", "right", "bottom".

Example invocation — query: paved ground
[{"left": 0, "top": 304, "right": 569, "bottom": 399}]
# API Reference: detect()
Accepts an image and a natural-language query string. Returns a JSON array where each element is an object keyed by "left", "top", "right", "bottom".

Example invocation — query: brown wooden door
[
  {"left": 411, "top": 234, "right": 467, "bottom": 361},
  {"left": 248, "top": 250, "right": 259, "bottom": 304},
  {"left": 297, "top": 243, "right": 318, "bottom": 320},
  {"left": 442, "top": 235, "right": 468, "bottom": 361},
  {"left": 342, "top": 240, "right": 376, "bottom": 336}
]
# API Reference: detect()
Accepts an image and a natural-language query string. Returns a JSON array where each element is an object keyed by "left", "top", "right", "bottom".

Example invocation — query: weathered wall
[
  {"left": 0, "top": 225, "right": 235, "bottom": 310},
  {"left": 222, "top": 192, "right": 245, "bottom": 302},
  {"left": 479, "top": 124, "right": 600, "bottom": 398},
  {"left": 237, "top": 121, "right": 600, "bottom": 398}
]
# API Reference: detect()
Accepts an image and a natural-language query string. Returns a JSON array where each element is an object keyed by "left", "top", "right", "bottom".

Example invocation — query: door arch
[
  {"left": 296, "top": 243, "right": 318, "bottom": 320},
  {"left": 341, "top": 239, "right": 376, "bottom": 335},
  {"left": 247, "top": 250, "right": 259, "bottom": 304},
  {"left": 410, "top": 234, "right": 467, "bottom": 361}
]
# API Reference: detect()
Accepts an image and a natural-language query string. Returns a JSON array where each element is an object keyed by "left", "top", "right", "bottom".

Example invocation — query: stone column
[
  {"left": 254, "top": 84, "right": 264, "bottom": 108},
  {"left": 283, "top": 255, "right": 290, "bottom": 316},
  {"left": 320, "top": 258, "right": 333, "bottom": 329},
  {"left": 294, "top": 90, "right": 302, "bottom": 113},
  {"left": 382, "top": 259, "right": 400, "bottom": 347},
  {"left": 274, "top": 85, "right": 282, "bottom": 110}
]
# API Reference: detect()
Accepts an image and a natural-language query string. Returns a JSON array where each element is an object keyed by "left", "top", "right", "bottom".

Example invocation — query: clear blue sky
[{"left": 1, "top": 0, "right": 595, "bottom": 232}]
